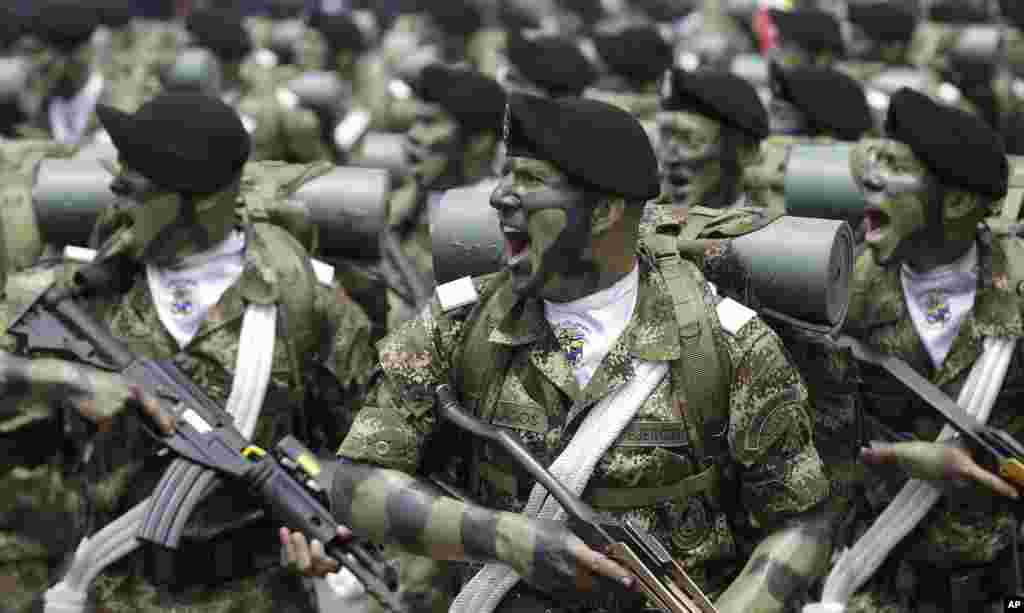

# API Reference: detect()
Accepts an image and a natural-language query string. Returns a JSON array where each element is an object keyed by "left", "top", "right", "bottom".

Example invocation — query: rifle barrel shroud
[
  {"left": 6, "top": 272, "right": 405, "bottom": 613},
  {"left": 434, "top": 384, "right": 719, "bottom": 613}
]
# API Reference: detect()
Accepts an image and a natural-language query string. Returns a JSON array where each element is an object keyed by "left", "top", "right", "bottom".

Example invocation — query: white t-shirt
[
  {"left": 543, "top": 266, "right": 640, "bottom": 389},
  {"left": 900, "top": 243, "right": 978, "bottom": 370},
  {"left": 146, "top": 231, "right": 247, "bottom": 349}
]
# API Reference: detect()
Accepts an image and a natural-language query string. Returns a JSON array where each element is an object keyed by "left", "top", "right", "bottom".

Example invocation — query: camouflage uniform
[
  {"left": 0, "top": 221, "right": 375, "bottom": 613},
  {"left": 338, "top": 260, "right": 830, "bottom": 609},
  {"left": 796, "top": 238, "right": 1024, "bottom": 612}
]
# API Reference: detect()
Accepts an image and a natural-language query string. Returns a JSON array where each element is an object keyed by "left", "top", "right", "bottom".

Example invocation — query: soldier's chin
[{"left": 507, "top": 258, "right": 541, "bottom": 295}]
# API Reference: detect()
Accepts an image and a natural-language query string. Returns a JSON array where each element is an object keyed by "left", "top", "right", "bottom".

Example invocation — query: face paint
[
  {"left": 404, "top": 107, "right": 457, "bottom": 187},
  {"left": 656, "top": 110, "right": 725, "bottom": 207},
  {"left": 38, "top": 45, "right": 92, "bottom": 100},
  {"left": 852, "top": 139, "right": 930, "bottom": 265},
  {"left": 490, "top": 156, "right": 594, "bottom": 299},
  {"left": 768, "top": 97, "right": 808, "bottom": 135}
]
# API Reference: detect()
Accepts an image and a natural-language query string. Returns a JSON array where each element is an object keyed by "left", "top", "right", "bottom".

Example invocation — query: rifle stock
[{"left": 434, "top": 384, "right": 719, "bottom": 613}]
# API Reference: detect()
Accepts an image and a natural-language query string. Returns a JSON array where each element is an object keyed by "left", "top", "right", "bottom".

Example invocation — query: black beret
[
  {"left": 1003, "top": 0, "right": 1024, "bottom": 29},
  {"left": 662, "top": 68, "right": 770, "bottom": 140},
  {"left": 773, "top": 64, "right": 872, "bottom": 141},
  {"left": 0, "top": 6, "right": 24, "bottom": 51},
  {"left": 885, "top": 87, "right": 1007, "bottom": 200},
  {"left": 768, "top": 9, "right": 844, "bottom": 56},
  {"left": 848, "top": 3, "right": 918, "bottom": 44},
  {"left": 418, "top": 64, "right": 507, "bottom": 134},
  {"left": 311, "top": 12, "right": 368, "bottom": 55},
  {"left": 930, "top": 1, "right": 990, "bottom": 24},
  {"left": 96, "top": 0, "right": 134, "bottom": 29},
  {"left": 593, "top": 26, "right": 674, "bottom": 86},
  {"left": 32, "top": 1, "right": 100, "bottom": 53},
  {"left": 424, "top": 0, "right": 483, "bottom": 37},
  {"left": 504, "top": 93, "right": 660, "bottom": 201},
  {"left": 186, "top": 8, "right": 253, "bottom": 63},
  {"left": 98, "top": 93, "right": 252, "bottom": 195},
  {"left": 507, "top": 32, "right": 597, "bottom": 97},
  {"left": 497, "top": 0, "right": 543, "bottom": 31}
]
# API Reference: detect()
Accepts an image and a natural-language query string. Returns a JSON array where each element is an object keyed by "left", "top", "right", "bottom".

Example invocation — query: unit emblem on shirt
[
  {"left": 923, "top": 289, "right": 951, "bottom": 326},
  {"left": 554, "top": 324, "right": 587, "bottom": 367}
]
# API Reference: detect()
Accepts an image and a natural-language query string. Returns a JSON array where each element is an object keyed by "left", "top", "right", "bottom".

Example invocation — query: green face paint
[
  {"left": 656, "top": 110, "right": 725, "bottom": 207},
  {"left": 404, "top": 107, "right": 457, "bottom": 186},
  {"left": 490, "top": 156, "right": 593, "bottom": 299},
  {"left": 853, "top": 139, "right": 930, "bottom": 266}
]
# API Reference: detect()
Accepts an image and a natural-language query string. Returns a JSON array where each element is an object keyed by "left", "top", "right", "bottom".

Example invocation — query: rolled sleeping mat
[
  {"left": 349, "top": 131, "right": 409, "bottom": 181},
  {"left": 430, "top": 183, "right": 503, "bottom": 286},
  {"left": 728, "top": 216, "right": 853, "bottom": 333},
  {"left": 32, "top": 158, "right": 116, "bottom": 249},
  {"left": 784, "top": 143, "right": 867, "bottom": 222},
  {"left": 952, "top": 25, "right": 1003, "bottom": 72},
  {"left": 292, "top": 166, "right": 390, "bottom": 261},
  {"left": 283, "top": 70, "right": 350, "bottom": 114},
  {"left": 163, "top": 47, "right": 223, "bottom": 94}
]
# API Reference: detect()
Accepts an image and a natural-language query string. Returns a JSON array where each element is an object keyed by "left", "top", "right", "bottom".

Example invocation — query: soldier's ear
[
  {"left": 590, "top": 196, "right": 626, "bottom": 236},
  {"left": 943, "top": 187, "right": 984, "bottom": 223}
]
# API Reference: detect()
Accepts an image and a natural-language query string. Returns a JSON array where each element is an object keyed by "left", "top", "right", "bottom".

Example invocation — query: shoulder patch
[
  {"left": 436, "top": 276, "right": 479, "bottom": 313},
  {"left": 716, "top": 296, "right": 757, "bottom": 336}
]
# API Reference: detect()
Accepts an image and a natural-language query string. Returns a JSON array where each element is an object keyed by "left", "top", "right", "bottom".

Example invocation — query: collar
[{"left": 487, "top": 259, "right": 683, "bottom": 362}]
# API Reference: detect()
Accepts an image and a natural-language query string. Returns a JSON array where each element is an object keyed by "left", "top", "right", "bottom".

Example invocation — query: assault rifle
[
  {"left": 435, "top": 384, "right": 719, "bottom": 613},
  {"left": 6, "top": 259, "right": 405, "bottom": 613}
]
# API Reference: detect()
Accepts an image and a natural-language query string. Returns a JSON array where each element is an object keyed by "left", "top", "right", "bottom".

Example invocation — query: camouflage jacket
[
  {"left": 802, "top": 237, "right": 1024, "bottom": 570},
  {"left": 339, "top": 260, "right": 829, "bottom": 597}
]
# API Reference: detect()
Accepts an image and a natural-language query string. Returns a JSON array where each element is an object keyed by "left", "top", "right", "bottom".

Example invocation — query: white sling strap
[
  {"left": 44, "top": 303, "right": 279, "bottom": 613},
  {"left": 449, "top": 360, "right": 670, "bottom": 613},
  {"left": 804, "top": 336, "right": 1017, "bottom": 613}
]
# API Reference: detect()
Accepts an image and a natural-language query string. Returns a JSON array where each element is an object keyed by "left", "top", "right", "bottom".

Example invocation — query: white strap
[
  {"left": 450, "top": 360, "right": 670, "bottom": 613},
  {"left": 805, "top": 337, "right": 1017, "bottom": 613},
  {"left": 44, "top": 303, "right": 279, "bottom": 613}
]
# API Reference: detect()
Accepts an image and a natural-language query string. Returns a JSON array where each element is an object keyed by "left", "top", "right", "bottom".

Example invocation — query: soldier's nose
[{"left": 490, "top": 190, "right": 522, "bottom": 213}]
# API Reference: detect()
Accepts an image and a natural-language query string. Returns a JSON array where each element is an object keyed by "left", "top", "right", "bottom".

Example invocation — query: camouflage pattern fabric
[
  {"left": 0, "top": 223, "right": 374, "bottom": 612},
  {"left": 0, "top": 139, "right": 77, "bottom": 271},
  {"left": 339, "top": 261, "right": 829, "bottom": 606},
  {"left": 795, "top": 237, "right": 1024, "bottom": 612}
]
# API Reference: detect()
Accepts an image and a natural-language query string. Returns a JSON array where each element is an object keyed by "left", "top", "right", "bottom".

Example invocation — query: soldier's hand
[
  {"left": 2, "top": 355, "right": 176, "bottom": 434},
  {"left": 510, "top": 518, "right": 637, "bottom": 598},
  {"left": 279, "top": 526, "right": 352, "bottom": 578},
  {"left": 861, "top": 441, "right": 1019, "bottom": 499}
]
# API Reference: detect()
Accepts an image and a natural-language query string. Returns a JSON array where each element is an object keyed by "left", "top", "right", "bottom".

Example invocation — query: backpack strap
[{"left": 643, "top": 233, "right": 732, "bottom": 465}]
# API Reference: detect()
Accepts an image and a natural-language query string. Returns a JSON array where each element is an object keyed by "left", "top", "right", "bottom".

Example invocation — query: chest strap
[{"left": 644, "top": 234, "right": 731, "bottom": 465}]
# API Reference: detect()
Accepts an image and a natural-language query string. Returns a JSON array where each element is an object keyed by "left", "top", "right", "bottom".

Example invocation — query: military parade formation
[{"left": 1, "top": 1, "right": 1024, "bottom": 612}]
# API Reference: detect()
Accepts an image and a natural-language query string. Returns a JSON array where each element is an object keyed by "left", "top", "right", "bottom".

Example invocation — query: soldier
[
  {"left": 799, "top": 88, "right": 1020, "bottom": 613},
  {"left": 840, "top": 2, "right": 921, "bottom": 82},
  {"left": 0, "top": 91, "right": 374, "bottom": 613},
  {"left": 185, "top": 8, "right": 337, "bottom": 163},
  {"left": 286, "top": 93, "right": 834, "bottom": 613},
  {"left": 15, "top": 1, "right": 108, "bottom": 145},
  {"left": 650, "top": 68, "right": 774, "bottom": 221}
]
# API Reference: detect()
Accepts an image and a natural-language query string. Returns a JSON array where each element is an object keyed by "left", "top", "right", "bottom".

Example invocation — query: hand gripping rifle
[
  {"left": 6, "top": 260, "right": 405, "bottom": 613},
  {"left": 836, "top": 335, "right": 1024, "bottom": 491},
  {"left": 435, "top": 384, "right": 719, "bottom": 613}
]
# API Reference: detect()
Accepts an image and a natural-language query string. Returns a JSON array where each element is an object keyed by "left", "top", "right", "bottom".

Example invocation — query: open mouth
[
  {"left": 503, "top": 227, "right": 531, "bottom": 266},
  {"left": 863, "top": 206, "right": 889, "bottom": 243}
]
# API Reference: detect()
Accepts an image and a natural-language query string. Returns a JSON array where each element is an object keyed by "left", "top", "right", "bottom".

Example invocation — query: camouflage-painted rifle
[
  {"left": 435, "top": 384, "right": 720, "bottom": 613},
  {"left": 6, "top": 259, "right": 405, "bottom": 613}
]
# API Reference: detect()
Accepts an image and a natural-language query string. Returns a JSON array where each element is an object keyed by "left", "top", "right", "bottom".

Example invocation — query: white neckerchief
[
  {"left": 543, "top": 265, "right": 640, "bottom": 389},
  {"left": 48, "top": 72, "right": 104, "bottom": 145},
  {"left": 900, "top": 243, "right": 978, "bottom": 369},
  {"left": 146, "top": 231, "right": 247, "bottom": 348}
]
